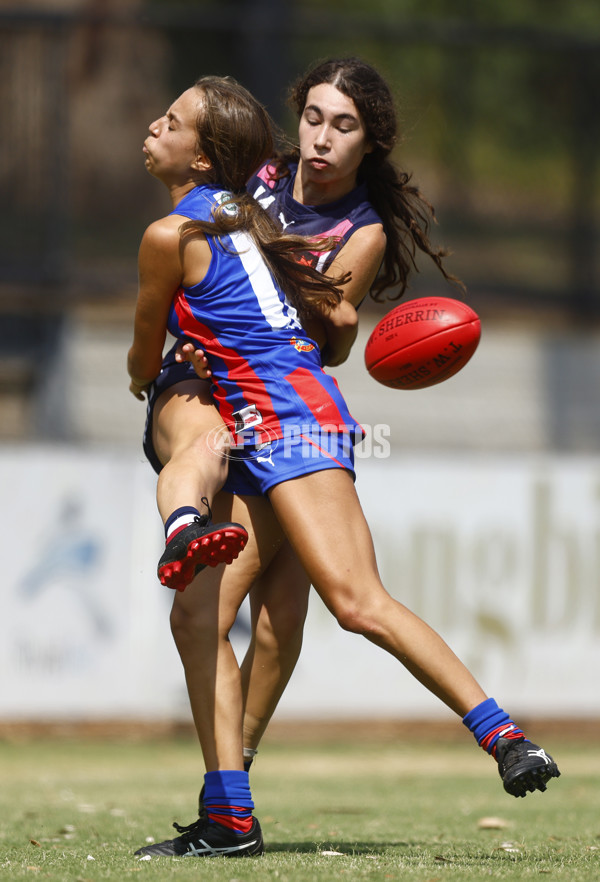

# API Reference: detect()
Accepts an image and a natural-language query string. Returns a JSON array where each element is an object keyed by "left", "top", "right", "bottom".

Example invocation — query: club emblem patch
[{"left": 290, "top": 336, "right": 316, "bottom": 353}]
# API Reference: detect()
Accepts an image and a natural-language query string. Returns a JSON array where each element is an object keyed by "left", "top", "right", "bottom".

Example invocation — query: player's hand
[
  {"left": 129, "top": 379, "right": 150, "bottom": 400},
  {"left": 175, "top": 341, "right": 212, "bottom": 379}
]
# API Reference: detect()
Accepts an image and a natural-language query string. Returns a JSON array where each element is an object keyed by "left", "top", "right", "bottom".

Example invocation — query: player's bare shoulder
[
  {"left": 139, "top": 214, "right": 183, "bottom": 262},
  {"left": 339, "top": 223, "right": 386, "bottom": 268}
]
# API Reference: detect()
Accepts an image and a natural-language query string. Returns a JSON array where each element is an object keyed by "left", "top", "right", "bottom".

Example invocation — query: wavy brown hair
[
  {"left": 180, "top": 76, "right": 347, "bottom": 321},
  {"left": 282, "top": 57, "right": 464, "bottom": 301}
]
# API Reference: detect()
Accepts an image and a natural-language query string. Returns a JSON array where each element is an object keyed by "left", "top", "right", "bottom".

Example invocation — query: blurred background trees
[{"left": 0, "top": 0, "right": 598, "bottom": 439}]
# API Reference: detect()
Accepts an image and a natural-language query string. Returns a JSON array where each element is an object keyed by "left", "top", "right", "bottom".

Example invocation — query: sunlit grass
[{"left": 0, "top": 732, "right": 596, "bottom": 881}]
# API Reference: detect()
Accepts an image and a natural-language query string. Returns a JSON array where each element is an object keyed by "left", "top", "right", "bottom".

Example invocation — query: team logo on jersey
[
  {"left": 289, "top": 336, "right": 316, "bottom": 353},
  {"left": 215, "top": 191, "right": 239, "bottom": 217},
  {"left": 233, "top": 404, "right": 263, "bottom": 433},
  {"left": 278, "top": 211, "right": 295, "bottom": 231}
]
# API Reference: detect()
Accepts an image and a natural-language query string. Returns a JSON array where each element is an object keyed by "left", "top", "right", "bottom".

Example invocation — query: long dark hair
[
  {"left": 286, "top": 57, "right": 464, "bottom": 301},
  {"left": 181, "top": 75, "right": 346, "bottom": 321}
]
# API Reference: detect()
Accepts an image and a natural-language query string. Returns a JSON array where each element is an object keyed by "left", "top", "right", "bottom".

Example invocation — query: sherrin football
[{"left": 364, "top": 297, "right": 481, "bottom": 390}]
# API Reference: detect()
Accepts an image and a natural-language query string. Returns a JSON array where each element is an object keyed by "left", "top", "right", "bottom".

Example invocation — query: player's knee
[
  {"left": 328, "top": 592, "right": 389, "bottom": 638},
  {"left": 170, "top": 601, "right": 231, "bottom": 651},
  {"left": 333, "top": 603, "right": 369, "bottom": 635}
]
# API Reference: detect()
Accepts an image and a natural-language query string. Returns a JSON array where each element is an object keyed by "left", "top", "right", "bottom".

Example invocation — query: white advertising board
[{"left": 1, "top": 446, "right": 598, "bottom": 720}]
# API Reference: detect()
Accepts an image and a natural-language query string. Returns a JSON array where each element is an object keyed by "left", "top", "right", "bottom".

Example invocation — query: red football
[{"left": 364, "top": 297, "right": 481, "bottom": 390}]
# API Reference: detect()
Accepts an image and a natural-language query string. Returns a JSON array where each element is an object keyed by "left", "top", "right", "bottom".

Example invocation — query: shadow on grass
[
  {"left": 264, "top": 840, "right": 415, "bottom": 855},
  {"left": 263, "top": 841, "right": 520, "bottom": 865}
]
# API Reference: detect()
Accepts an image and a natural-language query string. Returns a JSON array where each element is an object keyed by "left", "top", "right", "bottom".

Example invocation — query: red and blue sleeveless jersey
[
  {"left": 247, "top": 160, "right": 382, "bottom": 275},
  {"left": 167, "top": 185, "right": 362, "bottom": 448}
]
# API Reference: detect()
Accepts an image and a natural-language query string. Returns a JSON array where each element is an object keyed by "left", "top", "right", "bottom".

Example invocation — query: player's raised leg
[{"left": 152, "top": 380, "right": 248, "bottom": 592}]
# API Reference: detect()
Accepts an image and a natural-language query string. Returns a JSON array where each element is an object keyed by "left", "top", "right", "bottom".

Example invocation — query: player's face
[
  {"left": 298, "top": 83, "right": 373, "bottom": 193},
  {"left": 143, "top": 88, "right": 202, "bottom": 184}
]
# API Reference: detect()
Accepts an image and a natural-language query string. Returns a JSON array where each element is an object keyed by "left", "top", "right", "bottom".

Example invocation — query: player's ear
[{"left": 192, "top": 151, "right": 212, "bottom": 172}]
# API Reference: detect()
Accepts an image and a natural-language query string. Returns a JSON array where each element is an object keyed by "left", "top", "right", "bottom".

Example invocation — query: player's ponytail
[{"left": 180, "top": 194, "right": 347, "bottom": 323}]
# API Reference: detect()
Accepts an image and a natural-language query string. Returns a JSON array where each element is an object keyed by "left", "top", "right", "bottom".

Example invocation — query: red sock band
[{"left": 207, "top": 808, "right": 253, "bottom": 833}]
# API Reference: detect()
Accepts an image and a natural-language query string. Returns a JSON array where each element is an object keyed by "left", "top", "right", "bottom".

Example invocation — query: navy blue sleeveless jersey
[
  {"left": 166, "top": 185, "right": 362, "bottom": 449},
  {"left": 247, "top": 160, "right": 382, "bottom": 274}
]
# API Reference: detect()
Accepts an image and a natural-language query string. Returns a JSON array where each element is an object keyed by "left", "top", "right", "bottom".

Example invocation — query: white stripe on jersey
[
  {"left": 251, "top": 183, "right": 276, "bottom": 210},
  {"left": 315, "top": 251, "right": 332, "bottom": 273},
  {"left": 229, "top": 228, "right": 302, "bottom": 331}
]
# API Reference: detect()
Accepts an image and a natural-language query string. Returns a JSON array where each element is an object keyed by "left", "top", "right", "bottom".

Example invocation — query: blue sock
[
  {"left": 463, "top": 698, "right": 527, "bottom": 758},
  {"left": 203, "top": 770, "right": 254, "bottom": 833}
]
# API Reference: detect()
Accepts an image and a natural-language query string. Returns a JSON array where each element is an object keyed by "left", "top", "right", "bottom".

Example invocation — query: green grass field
[{"left": 0, "top": 729, "right": 598, "bottom": 881}]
